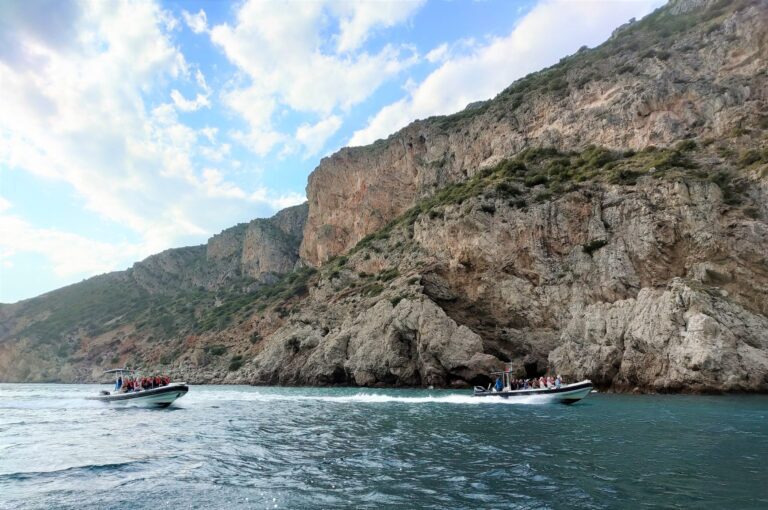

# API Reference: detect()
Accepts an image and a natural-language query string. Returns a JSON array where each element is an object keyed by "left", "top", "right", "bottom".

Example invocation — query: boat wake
[{"left": 199, "top": 392, "right": 555, "bottom": 406}]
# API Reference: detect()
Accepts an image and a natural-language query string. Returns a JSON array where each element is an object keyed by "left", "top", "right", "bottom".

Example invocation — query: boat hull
[
  {"left": 86, "top": 383, "right": 189, "bottom": 408},
  {"left": 473, "top": 380, "right": 594, "bottom": 404}
]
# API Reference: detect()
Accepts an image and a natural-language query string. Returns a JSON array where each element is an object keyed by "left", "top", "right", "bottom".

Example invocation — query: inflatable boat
[{"left": 86, "top": 369, "right": 188, "bottom": 408}]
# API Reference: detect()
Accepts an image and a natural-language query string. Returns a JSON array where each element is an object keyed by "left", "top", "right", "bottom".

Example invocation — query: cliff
[
  {"left": 301, "top": 0, "right": 767, "bottom": 265},
  {"left": 0, "top": 204, "right": 307, "bottom": 382},
  {"left": 1, "top": 0, "right": 766, "bottom": 392}
]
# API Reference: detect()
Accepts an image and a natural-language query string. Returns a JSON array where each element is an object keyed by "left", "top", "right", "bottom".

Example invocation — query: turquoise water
[{"left": 0, "top": 384, "right": 766, "bottom": 509}]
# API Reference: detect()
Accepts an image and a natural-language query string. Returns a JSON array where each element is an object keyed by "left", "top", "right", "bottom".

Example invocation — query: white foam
[{"left": 190, "top": 391, "right": 553, "bottom": 406}]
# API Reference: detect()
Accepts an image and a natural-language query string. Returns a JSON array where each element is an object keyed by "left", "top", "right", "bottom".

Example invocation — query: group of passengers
[
  {"left": 494, "top": 375, "right": 562, "bottom": 392},
  {"left": 115, "top": 375, "right": 171, "bottom": 392}
]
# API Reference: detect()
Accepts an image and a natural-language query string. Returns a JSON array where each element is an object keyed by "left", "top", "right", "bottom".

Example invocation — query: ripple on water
[{"left": 1, "top": 385, "right": 767, "bottom": 509}]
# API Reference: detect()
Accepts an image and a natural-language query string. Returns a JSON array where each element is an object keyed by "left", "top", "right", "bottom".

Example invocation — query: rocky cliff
[
  {"left": 133, "top": 203, "right": 307, "bottom": 293},
  {"left": 1, "top": 0, "right": 766, "bottom": 392},
  {"left": 301, "top": 0, "right": 767, "bottom": 265},
  {"left": 0, "top": 204, "right": 307, "bottom": 382}
]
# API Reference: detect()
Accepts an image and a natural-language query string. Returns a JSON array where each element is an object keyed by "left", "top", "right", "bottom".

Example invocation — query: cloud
[
  {"left": 425, "top": 43, "right": 449, "bottom": 63},
  {"left": 334, "top": 0, "right": 426, "bottom": 53},
  {"left": 0, "top": 211, "right": 143, "bottom": 279},
  {"left": 295, "top": 116, "right": 343, "bottom": 157},
  {"left": 210, "top": 0, "right": 422, "bottom": 156},
  {"left": 170, "top": 89, "right": 210, "bottom": 111},
  {"left": 350, "top": 0, "right": 665, "bottom": 146},
  {"left": 0, "top": 0, "right": 308, "bottom": 298},
  {"left": 182, "top": 8, "right": 208, "bottom": 34},
  {"left": 249, "top": 188, "right": 307, "bottom": 210}
]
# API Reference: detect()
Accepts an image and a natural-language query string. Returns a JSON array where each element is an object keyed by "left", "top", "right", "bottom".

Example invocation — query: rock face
[
  {"left": 133, "top": 203, "right": 308, "bottom": 293},
  {"left": 551, "top": 279, "right": 768, "bottom": 392},
  {"left": 301, "top": 0, "right": 767, "bottom": 265},
  {"left": 246, "top": 296, "right": 498, "bottom": 387}
]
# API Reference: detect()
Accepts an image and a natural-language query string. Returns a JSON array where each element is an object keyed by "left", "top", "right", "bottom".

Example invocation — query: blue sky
[{"left": 0, "top": 0, "right": 664, "bottom": 303}]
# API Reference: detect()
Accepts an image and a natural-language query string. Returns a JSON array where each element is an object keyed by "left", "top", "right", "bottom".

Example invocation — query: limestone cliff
[
  {"left": 133, "top": 203, "right": 307, "bottom": 293},
  {"left": 301, "top": 0, "right": 767, "bottom": 265}
]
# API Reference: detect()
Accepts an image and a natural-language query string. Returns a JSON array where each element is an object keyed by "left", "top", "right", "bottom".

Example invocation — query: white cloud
[
  {"left": 195, "top": 68, "right": 209, "bottom": 91},
  {"left": 249, "top": 188, "right": 307, "bottom": 210},
  {"left": 295, "top": 116, "right": 343, "bottom": 157},
  {"left": 350, "top": 0, "right": 665, "bottom": 146},
  {"left": 334, "top": 0, "right": 426, "bottom": 53},
  {"left": 170, "top": 89, "right": 210, "bottom": 111},
  {"left": 0, "top": 211, "right": 143, "bottom": 279},
  {"left": 425, "top": 43, "right": 449, "bottom": 63},
  {"left": 200, "top": 126, "right": 218, "bottom": 143},
  {"left": 0, "top": 0, "right": 309, "bottom": 298},
  {"left": 210, "top": 0, "right": 422, "bottom": 156},
  {"left": 182, "top": 8, "right": 208, "bottom": 34}
]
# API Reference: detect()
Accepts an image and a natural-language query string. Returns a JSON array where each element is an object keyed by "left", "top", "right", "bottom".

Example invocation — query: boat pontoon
[
  {"left": 473, "top": 369, "right": 593, "bottom": 404},
  {"left": 86, "top": 368, "right": 188, "bottom": 408}
]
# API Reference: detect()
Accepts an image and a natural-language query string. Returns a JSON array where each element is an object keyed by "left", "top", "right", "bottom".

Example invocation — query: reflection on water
[{"left": 1, "top": 384, "right": 767, "bottom": 509}]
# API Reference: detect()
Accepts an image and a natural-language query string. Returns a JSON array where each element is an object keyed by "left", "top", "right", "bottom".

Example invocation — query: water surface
[{"left": 1, "top": 384, "right": 766, "bottom": 509}]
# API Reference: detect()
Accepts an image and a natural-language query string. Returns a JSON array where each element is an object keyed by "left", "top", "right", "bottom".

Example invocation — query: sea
[{"left": 0, "top": 384, "right": 766, "bottom": 509}]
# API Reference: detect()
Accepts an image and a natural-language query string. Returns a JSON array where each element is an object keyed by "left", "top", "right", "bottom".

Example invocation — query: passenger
[
  {"left": 538, "top": 376, "right": 545, "bottom": 389},
  {"left": 494, "top": 377, "right": 503, "bottom": 392},
  {"left": 115, "top": 376, "right": 122, "bottom": 391},
  {"left": 164, "top": 376, "right": 170, "bottom": 385},
  {"left": 155, "top": 375, "right": 161, "bottom": 388},
  {"left": 555, "top": 375, "right": 562, "bottom": 388}
]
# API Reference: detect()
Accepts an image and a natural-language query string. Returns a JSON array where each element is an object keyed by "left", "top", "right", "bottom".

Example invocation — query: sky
[{"left": 0, "top": 0, "right": 665, "bottom": 303}]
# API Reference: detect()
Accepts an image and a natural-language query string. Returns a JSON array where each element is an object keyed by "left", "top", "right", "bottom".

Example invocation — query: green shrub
[
  {"left": 648, "top": 150, "right": 697, "bottom": 171},
  {"left": 738, "top": 149, "right": 764, "bottom": 168},
  {"left": 675, "top": 139, "right": 697, "bottom": 152},
  {"left": 390, "top": 296, "right": 404, "bottom": 307},
  {"left": 525, "top": 174, "right": 548, "bottom": 187},
  {"left": 480, "top": 203, "right": 497, "bottom": 214},
  {"left": 205, "top": 344, "right": 227, "bottom": 356},
  {"left": 495, "top": 159, "right": 527, "bottom": 176},
  {"left": 609, "top": 169, "right": 641, "bottom": 185},
  {"left": 364, "top": 284, "right": 384, "bottom": 297},
  {"left": 228, "top": 358, "right": 243, "bottom": 371},
  {"left": 377, "top": 268, "right": 399, "bottom": 282},
  {"left": 583, "top": 239, "right": 608, "bottom": 255},
  {"left": 495, "top": 181, "right": 520, "bottom": 196}
]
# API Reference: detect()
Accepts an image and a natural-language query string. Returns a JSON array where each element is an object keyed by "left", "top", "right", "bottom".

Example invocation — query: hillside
[{"left": 1, "top": 0, "right": 766, "bottom": 391}]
